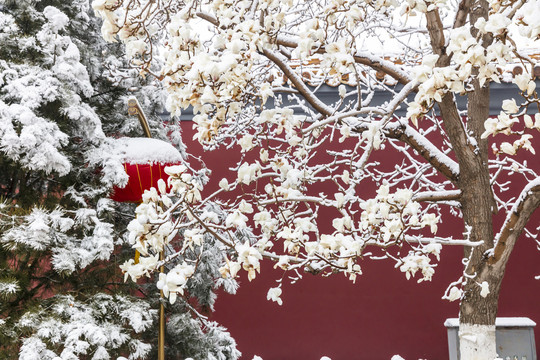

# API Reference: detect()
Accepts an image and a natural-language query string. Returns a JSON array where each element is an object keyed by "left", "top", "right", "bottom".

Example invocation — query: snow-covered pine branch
[{"left": 1, "top": 2, "right": 240, "bottom": 359}]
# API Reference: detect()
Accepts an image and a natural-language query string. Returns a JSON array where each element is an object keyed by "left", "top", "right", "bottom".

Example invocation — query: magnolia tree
[{"left": 93, "top": 0, "right": 540, "bottom": 358}]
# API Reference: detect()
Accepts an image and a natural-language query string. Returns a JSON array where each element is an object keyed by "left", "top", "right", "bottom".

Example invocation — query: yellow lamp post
[{"left": 128, "top": 97, "right": 166, "bottom": 360}]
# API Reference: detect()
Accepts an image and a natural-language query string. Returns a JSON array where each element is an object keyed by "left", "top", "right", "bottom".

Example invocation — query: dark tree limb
[
  {"left": 385, "top": 122, "right": 460, "bottom": 182},
  {"left": 413, "top": 190, "right": 461, "bottom": 202},
  {"left": 489, "top": 182, "right": 540, "bottom": 266},
  {"left": 453, "top": 0, "right": 472, "bottom": 29},
  {"left": 261, "top": 48, "right": 334, "bottom": 117}
]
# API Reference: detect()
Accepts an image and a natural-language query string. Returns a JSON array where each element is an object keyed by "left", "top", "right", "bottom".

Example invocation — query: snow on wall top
[
  {"left": 113, "top": 137, "right": 182, "bottom": 165},
  {"left": 444, "top": 317, "right": 537, "bottom": 328}
]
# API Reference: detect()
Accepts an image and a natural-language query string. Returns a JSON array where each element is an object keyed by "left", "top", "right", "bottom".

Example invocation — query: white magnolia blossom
[
  {"left": 267, "top": 287, "right": 283, "bottom": 305},
  {"left": 239, "top": 134, "right": 255, "bottom": 152},
  {"left": 219, "top": 178, "right": 230, "bottom": 191},
  {"left": 156, "top": 262, "right": 195, "bottom": 304},
  {"left": 514, "top": 73, "right": 537, "bottom": 95},
  {"left": 479, "top": 281, "right": 490, "bottom": 298},
  {"left": 447, "top": 286, "right": 463, "bottom": 302},
  {"left": 236, "top": 241, "right": 263, "bottom": 281},
  {"left": 219, "top": 260, "right": 242, "bottom": 279},
  {"left": 226, "top": 210, "right": 249, "bottom": 229}
]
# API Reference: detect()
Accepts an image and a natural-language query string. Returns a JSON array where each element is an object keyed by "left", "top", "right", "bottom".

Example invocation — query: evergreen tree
[{"left": 0, "top": 1, "right": 239, "bottom": 359}]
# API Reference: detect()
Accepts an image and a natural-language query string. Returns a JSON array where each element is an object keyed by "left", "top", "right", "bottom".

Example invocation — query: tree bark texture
[{"left": 436, "top": 1, "right": 532, "bottom": 358}]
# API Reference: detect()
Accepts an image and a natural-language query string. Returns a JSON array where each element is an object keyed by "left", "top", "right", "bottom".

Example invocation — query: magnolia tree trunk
[
  {"left": 459, "top": 286, "right": 502, "bottom": 359},
  {"left": 438, "top": 2, "right": 507, "bottom": 356},
  {"left": 457, "top": 74, "right": 499, "bottom": 359},
  {"left": 436, "top": 76, "right": 498, "bottom": 357},
  {"left": 458, "top": 324, "right": 497, "bottom": 360},
  {"left": 457, "top": 161, "right": 502, "bottom": 360},
  {"left": 455, "top": 79, "right": 504, "bottom": 359}
]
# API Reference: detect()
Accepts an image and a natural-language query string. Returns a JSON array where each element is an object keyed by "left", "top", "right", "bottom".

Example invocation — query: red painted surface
[
  {"left": 179, "top": 122, "right": 540, "bottom": 360},
  {"left": 111, "top": 162, "right": 174, "bottom": 202},
  {"left": 210, "top": 232, "right": 539, "bottom": 360}
]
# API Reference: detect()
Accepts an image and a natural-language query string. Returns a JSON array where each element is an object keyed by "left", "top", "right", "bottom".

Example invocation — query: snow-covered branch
[
  {"left": 384, "top": 121, "right": 460, "bottom": 182},
  {"left": 412, "top": 190, "right": 461, "bottom": 203},
  {"left": 261, "top": 48, "right": 334, "bottom": 116},
  {"left": 490, "top": 178, "right": 540, "bottom": 266}
]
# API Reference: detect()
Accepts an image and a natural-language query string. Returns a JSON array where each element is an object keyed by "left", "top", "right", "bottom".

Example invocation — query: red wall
[
  {"left": 211, "top": 232, "right": 539, "bottom": 360},
  {"left": 180, "top": 122, "right": 540, "bottom": 360}
]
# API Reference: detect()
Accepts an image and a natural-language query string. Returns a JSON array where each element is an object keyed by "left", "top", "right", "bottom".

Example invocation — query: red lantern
[{"left": 111, "top": 137, "right": 183, "bottom": 203}]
